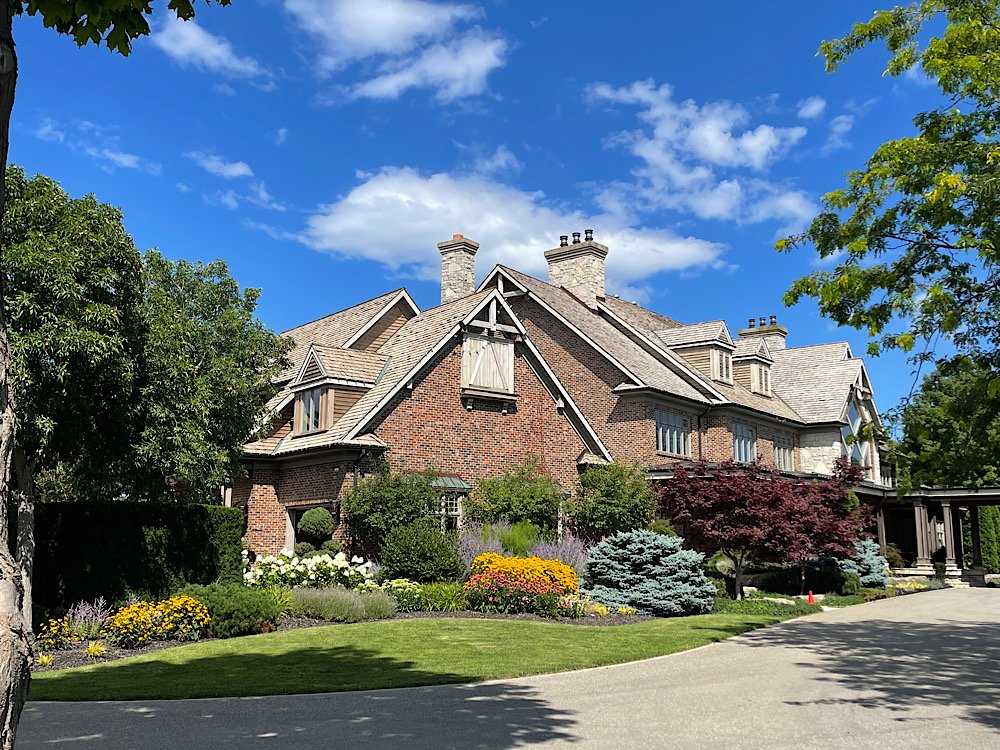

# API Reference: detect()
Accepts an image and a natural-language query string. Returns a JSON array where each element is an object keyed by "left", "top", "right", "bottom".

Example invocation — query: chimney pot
[
  {"left": 748, "top": 318, "right": 756, "bottom": 328},
  {"left": 559, "top": 235, "right": 569, "bottom": 247},
  {"left": 770, "top": 314, "right": 777, "bottom": 326},
  {"left": 453, "top": 234, "right": 463, "bottom": 240},
  {"left": 572, "top": 231, "right": 581, "bottom": 244},
  {"left": 759, "top": 316, "right": 767, "bottom": 327},
  {"left": 543, "top": 232, "right": 609, "bottom": 305},
  {"left": 584, "top": 228, "right": 594, "bottom": 241}
]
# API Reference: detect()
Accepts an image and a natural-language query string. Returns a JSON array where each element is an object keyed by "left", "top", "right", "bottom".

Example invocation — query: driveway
[{"left": 19, "top": 588, "right": 1000, "bottom": 749}]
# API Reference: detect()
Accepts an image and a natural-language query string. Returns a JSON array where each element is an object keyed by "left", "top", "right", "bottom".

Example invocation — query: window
[
  {"left": 656, "top": 411, "right": 691, "bottom": 456},
  {"left": 435, "top": 493, "right": 464, "bottom": 531},
  {"left": 297, "top": 386, "right": 324, "bottom": 434},
  {"left": 751, "top": 364, "right": 772, "bottom": 396},
  {"left": 461, "top": 333, "right": 515, "bottom": 395},
  {"left": 711, "top": 349, "right": 733, "bottom": 383},
  {"left": 841, "top": 396, "right": 872, "bottom": 478},
  {"left": 775, "top": 434, "right": 794, "bottom": 471},
  {"left": 732, "top": 423, "right": 756, "bottom": 463}
]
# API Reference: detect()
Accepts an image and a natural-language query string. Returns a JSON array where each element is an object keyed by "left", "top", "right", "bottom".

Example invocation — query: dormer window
[
  {"left": 751, "top": 363, "right": 772, "bottom": 396},
  {"left": 710, "top": 349, "right": 733, "bottom": 383},
  {"left": 297, "top": 386, "right": 325, "bottom": 434}
]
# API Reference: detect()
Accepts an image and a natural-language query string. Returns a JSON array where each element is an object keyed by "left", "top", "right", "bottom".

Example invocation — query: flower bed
[
  {"left": 465, "top": 553, "right": 580, "bottom": 616},
  {"left": 243, "top": 549, "right": 374, "bottom": 589}
]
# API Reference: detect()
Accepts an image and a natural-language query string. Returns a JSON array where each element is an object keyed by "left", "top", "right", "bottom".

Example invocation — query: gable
[{"left": 348, "top": 298, "right": 417, "bottom": 352}]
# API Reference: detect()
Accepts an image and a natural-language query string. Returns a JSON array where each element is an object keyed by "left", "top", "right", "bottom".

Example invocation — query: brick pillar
[{"left": 243, "top": 463, "right": 286, "bottom": 555}]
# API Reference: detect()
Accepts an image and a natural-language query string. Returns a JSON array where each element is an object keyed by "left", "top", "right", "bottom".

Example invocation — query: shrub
[
  {"left": 34, "top": 502, "right": 245, "bottom": 608},
  {"left": 471, "top": 552, "right": 578, "bottom": 593},
  {"left": 243, "top": 550, "right": 373, "bottom": 589},
  {"left": 294, "top": 542, "right": 315, "bottom": 557},
  {"left": 881, "top": 543, "right": 905, "bottom": 569},
  {"left": 379, "top": 519, "right": 464, "bottom": 583},
  {"left": 321, "top": 539, "right": 342, "bottom": 555},
  {"left": 157, "top": 595, "right": 211, "bottom": 641},
  {"left": 465, "top": 571, "right": 565, "bottom": 613},
  {"left": 36, "top": 617, "right": 75, "bottom": 651},
  {"left": 585, "top": 530, "right": 715, "bottom": 617},
  {"left": 934, "top": 562, "right": 947, "bottom": 581},
  {"left": 498, "top": 520, "right": 541, "bottom": 557},
  {"left": 102, "top": 602, "right": 161, "bottom": 648},
  {"left": 649, "top": 519, "right": 677, "bottom": 536},
  {"left": 297, "top": 507, "right": 336, "bottom": 545},
  {"left": 712, "top": 597, "right": 821, "bottom": 616},
  {"left": 569, "top": 463, "right": 657, "bottom": 540},
  {"left": 179, "top": 583, "right": 278, "bottom": 638},
  {"left": 458, "top": 522, "right": 504, "bottom": 568},
  {"left": 340, "top": 467, "right": 439, "bottom": 546},
  {"left": 66, "top": 597, "right": 113, "bottom": 639},
  {"left": 528, "top": 533, "right": 588, "bottom": 575},
  {"left": 290, "top": 587, "right": 396, "bottom": 622},
  {"left": 420, "top": 582, "right": 468, "bottom": 612},
  {"left": 359, "top": 578, "right": 424, "bottom": 611},
  {"left": 533, "top": 592, "right": 562, "bottom": 618},
  {"left": 466, "top": 459, "right": 563, "bottom": 529},
  {"left": 839, "top": 540, "right": 889, "bottom": 588},
  {"left": 840, "top": 572, "right": 862, "bottom": 596},
  {"left": 759, "top": 560, "right": 857, "bottom": 596}
]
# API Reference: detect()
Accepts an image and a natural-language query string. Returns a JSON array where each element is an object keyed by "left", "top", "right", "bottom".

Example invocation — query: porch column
[
  {"left": 876, "top": 504, "right": 887, "bottom": 548},
  {"left": 941, "top": 500, "right": 957, "bottom": 567},
  {"left": 914, "top": 501, "right": 931, "bottom": 566},
  {"left": 971, "top": 504, "right": 984, "bottom": 568}
]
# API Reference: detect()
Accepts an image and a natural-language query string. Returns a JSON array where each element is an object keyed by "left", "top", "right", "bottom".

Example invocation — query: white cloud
[
  {"left": 296, "top": 167, "right": 725, "bottom": 295},
  {"left": 468, "top": 144, "right": 522, "bottom": 174},
  {"left": 275, "top": 127, "right": 289, "bottom": 145},
  {"left": 184, "top": 151, "right": 254, "bottom": 179},
  {"left": 822, "top": 114, "right": 854, "bottom": 154},
  {"left": 745, "top": 185, "right": 816, "bottom": 235},
  {"left": 33, "top": 118, "right": 65, "bottom": 143},
  {"left": 151, "top": 17, "right": 272, "bottom": 87},
  {"left": 283, "top": 0, "right": 480, "bottom": 70},
  {"left": 176, "top": 182, "right": 191, "bottom": 193},
  {"left": 209, "top": 190, "right": 241, "bottom": 210},
  {"left": 349, "top": 28, "right": 506, "bottom": 102},
  {"left": 208, "top": 181, "right": 286, "bottom": 212},
  {"left": 214, "top": 83, "right": 238, "bottom": 97},
  {"left": 86, "top": 147, "right": 162, "bottom": 175},
  {"left": 796, "top": 96, "right": 827, "bottom": 119}
]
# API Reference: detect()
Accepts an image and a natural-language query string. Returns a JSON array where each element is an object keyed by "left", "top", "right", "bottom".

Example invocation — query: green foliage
[
  {"left": 840, "top": 572, "right": 862, "bottom": 596},
  {"left": 712, "top": 597, "right": 821, "bottom": 616},
  {"left": 585, "top": 530, "right": 716, "bottom": 617},
  {"left": 263, "top": 586, "right": 294, "bottom": 618},
  {"left": 178, "top": 584, "right": 278, "bottom": 639},
  {"left": 341, "top": 467, "right": 439, "bottom": 546},
  {"left": 419, "top": 582, "right": 468, "bottom": 612},
  {"left": 21, "top": 0, "right": 234, "bottom": 56},
  {"left": 779, "top": 1, "right": 1000, "bottom": 378},
  {"left": 649, "top": 519, "right": 677, "bottom": 536},
  {"left": 360, "top": 579, "right": 423, "bottom": 612},
  {"left": 34, "top": 502, "right": 244, "bottom": 608},
  {"left": 570, "top": 463, "right": 657, "bottom": 540},
  {"left": 294, "top": 542, "right": 315, "bottom": 557},
  {"left": 839, "top": 540, "right": 890, "bottom": 588},
  {"left": 881, "top": 543, "right": 906, "bottom": 569},
  {"left": 297, "top": 507, "right": 335, "bottom": 544},
  {"left": 467, "top": 458, "right": 563, "bottom": 529},
  {"left": 497, "top": 520, "right": 541, "bottom": 557},
  {"left": 758, "top": 560, "right": 861, "bottom": 596},
  {"left": 379, "top": 519, "right": 465, "bottom": 583},
  {"left": 321, "top": 539, "right": 342, "bottom": 555},
  {"left": 290, "top": 587, "right": 395, "bottom": 623}
]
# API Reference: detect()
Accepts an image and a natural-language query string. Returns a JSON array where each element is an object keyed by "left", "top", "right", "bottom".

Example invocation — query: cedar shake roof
[
  {"left": 770, "top": 343, "right": 861, "bottom": 423},
  {"left": 309, "top": 345, "right": 388, "bottom": 384},
  {"left": 600, "top": 295, "right": 683, "bottom": 331},
  {"left": 277, "top": 289, "right": 405, "bottom": 382},
  {"left": 499, "top": 267, "right": 713, "bottom": 404},
  {"left": 653, "top": 320, "right": 732, "bottom": 348},
  {"left": 734, "top": 337, "right": 773, "bottom": 360}
]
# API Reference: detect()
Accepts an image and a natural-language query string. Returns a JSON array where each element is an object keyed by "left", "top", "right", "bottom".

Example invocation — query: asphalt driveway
[{"left": 19, "top": 588, "right": 1000, "bottom": 749}]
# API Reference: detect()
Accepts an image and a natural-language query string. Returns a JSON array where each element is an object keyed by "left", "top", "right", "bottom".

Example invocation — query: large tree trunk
[
  {"left": 12, "top": 449, "right": 33, "bottom": 626},
  {"left": 0, "top": 3, "right": 26, "bottom": 748}
]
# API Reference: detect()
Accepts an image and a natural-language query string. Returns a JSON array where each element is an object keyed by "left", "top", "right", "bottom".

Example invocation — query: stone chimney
[
  {"left": 737, "top": 314, "right": 788, "bottom": 351},
  {"left": 437, "top": 234, "right": 479, "bottom": 304},
  {"left": 544, "top": 229, "right": 608, "bottom": 303}
]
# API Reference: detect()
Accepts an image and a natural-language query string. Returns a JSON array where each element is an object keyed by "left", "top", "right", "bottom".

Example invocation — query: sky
[{"left": 12, "top": 1, "right": 946, "bottom": 419}]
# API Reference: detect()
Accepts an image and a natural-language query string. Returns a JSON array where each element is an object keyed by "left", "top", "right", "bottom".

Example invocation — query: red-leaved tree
[{"left": 658, "top": 459, "right": 868, "bottom": 598}]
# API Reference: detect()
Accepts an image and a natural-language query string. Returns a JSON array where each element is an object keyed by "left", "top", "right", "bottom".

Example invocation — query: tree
[
  {"left": 340, "top": 466, "right": 440, "bottom": 548},
  {"left": 465, "top": 458, "right": 564, "bottom": 530},
  {"left": 569, "top": 462, "right": 657, "bottom": 541},
  {"left": 778, "top": 1, "right": 1000, "bottom": 382},
  {"left": 1, "top": 3, "right": 235, "bottom": 743},
  {"left": 658, "top": 460, "right": 868, "bottom": 598},
  {"left": 898, "top": 357, "right": 1000, "bottom": 570}
]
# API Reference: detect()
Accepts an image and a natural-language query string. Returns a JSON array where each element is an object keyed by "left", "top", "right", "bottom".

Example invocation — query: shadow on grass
[
  {"left": 740, "top": 616, "right": 1000, "bottom": 734},
  {"left": 24, "top": 644, "right": 577, "bottom": 749}
]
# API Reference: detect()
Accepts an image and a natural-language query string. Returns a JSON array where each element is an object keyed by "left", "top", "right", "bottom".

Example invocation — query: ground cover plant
[
  {"left": 586, "top": 530, "right": 716, "bottom": 617},
  {"left": 29, "top": 613, "right": 793, "bottom": 701}
]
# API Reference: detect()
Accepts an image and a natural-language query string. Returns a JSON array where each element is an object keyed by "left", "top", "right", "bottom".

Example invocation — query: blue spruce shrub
[
  {"left": 585, "top": 530, "right": 715, "bottom": 616},
  {"left": 838, "top": 540, "right": 889, "bottom": 589}
]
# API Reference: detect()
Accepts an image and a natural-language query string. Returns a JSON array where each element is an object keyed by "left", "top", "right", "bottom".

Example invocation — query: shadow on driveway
[{"left": 741, "top": 616, "right": 1000, "bottom": 733}]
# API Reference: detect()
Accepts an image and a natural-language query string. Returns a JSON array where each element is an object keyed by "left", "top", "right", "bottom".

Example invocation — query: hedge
[{"left": 34, "top": 502, "right": 245, "bottom": 608}]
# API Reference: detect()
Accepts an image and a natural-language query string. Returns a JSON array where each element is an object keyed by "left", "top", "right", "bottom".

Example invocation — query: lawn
[{"left": 31, "top": 613, "right": 787, "bottom": 701}]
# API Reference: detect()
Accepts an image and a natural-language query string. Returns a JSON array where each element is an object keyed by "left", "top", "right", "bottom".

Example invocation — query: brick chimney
[
  {"left": 437, "top": 234, "right": 479, "bottom": 304},
  {"left": 544, "top": 229, "right": 608, "bottom": 303},
  {"left": 737, "top": 314, "right": 788, "bottom": 351}
]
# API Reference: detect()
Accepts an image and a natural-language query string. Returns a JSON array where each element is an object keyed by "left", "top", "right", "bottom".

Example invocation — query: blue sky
[{"left": 13, "top": 1, "right": 945, "bottom": 419}]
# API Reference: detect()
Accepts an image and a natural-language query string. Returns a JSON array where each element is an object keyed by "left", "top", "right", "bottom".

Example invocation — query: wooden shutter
[{"left": 462, "top": 334, "right": 514, "bottom": 394}]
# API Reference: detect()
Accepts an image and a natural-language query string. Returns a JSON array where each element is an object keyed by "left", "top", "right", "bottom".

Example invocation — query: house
[{"left": 234, "top": 231, "right": 887, "bottom": 554}]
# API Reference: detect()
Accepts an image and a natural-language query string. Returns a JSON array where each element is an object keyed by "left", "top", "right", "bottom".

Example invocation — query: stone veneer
[
  {"left": 544, "top": 239, "right": 609, "bottom": 303},
  {"left": 437, "top": 235, "right": 479, "bottom": 304}
]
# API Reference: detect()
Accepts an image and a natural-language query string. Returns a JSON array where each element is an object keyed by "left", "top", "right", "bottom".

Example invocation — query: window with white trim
[
  {"left": 775, "top": 434, "right": 795, "bottom": 471},
  {"left": 841, "top": 396, "right": 873, "bottom": 478},
  {"left": 297, "top": 387, "right": 324, "bottom": 434},
  {"left": 732, "top": 423, "right": 757, "bottom": 463},
  {"left": 656, "top": 411, "right": 691, "bottom": 456},
  {"left": 751, "top": 363, "right": 772, "bottom": 396},
  {"left": 711, "top": 349, "right": 733, "bottom": 383}
]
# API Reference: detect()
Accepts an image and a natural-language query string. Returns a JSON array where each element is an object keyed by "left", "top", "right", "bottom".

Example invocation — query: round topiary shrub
[
  {"left": 379, "top": 519, "right": 464, "bottom": 583},
  {"left": 585, "top": 530, "right": 715, "bottom": 617},
  {"left": 297, "top": 507, "right": 336, "bottom": 545},
  {"left": 294, "top": 541, "right": 315, "bottom": 557},
  {"left": 321, "top": 538, "right": 342, "bottom": 555}
]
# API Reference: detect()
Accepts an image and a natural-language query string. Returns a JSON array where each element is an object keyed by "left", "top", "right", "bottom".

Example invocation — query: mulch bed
[{"left": 32, "top": 610, "right": 650, "bottom": 673}]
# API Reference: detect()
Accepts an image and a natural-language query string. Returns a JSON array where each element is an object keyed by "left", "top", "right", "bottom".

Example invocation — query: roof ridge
[{"left": 281, "top": 288, "right": 406, "bottom": 335}]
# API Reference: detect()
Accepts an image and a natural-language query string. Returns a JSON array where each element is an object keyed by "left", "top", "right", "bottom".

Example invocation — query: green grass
[{"left": 31, "top": 614, "right": 786, "bottom": 701}]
